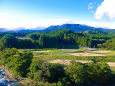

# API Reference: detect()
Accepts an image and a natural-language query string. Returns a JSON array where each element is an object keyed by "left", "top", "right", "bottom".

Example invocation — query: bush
[
  {"left": 66, "top": 61, "right": 88, "bottom": 85},
  {"left": 0, "top": 48, "right": 33, "bottom": 77},
  {"left": 86, "top": 62, "right": 112, "bottom": 85},
  {"left": 28, "top": 61, "right": 65, "bottom": 83},
  {"left": 11, "top": 51, "right": 33, "bottom": 77},
  {"left": 66, "top": 61, "right": 112, "bottom": 85}
]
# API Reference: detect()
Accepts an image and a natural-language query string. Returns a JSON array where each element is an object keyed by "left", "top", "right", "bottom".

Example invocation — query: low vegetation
[{"left": 0, "top": 48, "right": 114, "bottom": 86}]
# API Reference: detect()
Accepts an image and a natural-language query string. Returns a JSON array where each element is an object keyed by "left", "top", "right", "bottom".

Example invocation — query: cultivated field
[{"left": 20, "top": 48, "right": 115, "bottom": 66}]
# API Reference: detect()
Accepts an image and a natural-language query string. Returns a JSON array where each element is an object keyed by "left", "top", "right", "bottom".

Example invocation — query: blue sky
[{"left": 0, "top": 0, "right": 115, "bottom": 29}]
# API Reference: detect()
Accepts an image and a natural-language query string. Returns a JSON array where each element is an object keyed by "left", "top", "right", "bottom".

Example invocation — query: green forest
[{"left": 0, "top": 29, "right": 114, "bottom": 50}]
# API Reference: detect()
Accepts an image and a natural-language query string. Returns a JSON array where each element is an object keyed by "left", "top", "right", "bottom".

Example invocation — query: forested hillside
[
  {"left": 1, "top": 24, "right": 114, "bottom": 33},
  {"left": 0, "top": 29, "right": 114, "bottom": 50},
  {"left": 44, "top": 24, "right": 113, "bottom": 32}
]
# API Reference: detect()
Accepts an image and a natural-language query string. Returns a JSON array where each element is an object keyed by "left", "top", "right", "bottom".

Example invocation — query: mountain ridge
[
  {"left": 0, "top": 24, "right": 115, "bottom": 32},
  {"left": 44, "top": 24, "right": 114, "bottom": 32}
]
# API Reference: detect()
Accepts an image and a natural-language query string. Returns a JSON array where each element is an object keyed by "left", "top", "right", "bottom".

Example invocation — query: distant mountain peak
[
  {"left": 0, "top": 24, "right": 114, "bottom": 32},
  {"left": 43, "top": 23, "right": 114, "bottom": 32}
]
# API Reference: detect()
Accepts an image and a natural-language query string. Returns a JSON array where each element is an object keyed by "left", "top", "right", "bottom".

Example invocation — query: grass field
[
  {"left": 19, "top": 48, "right": 115, "bottom": 62},
  {"left": 31, "top": 48, "right": 115, "bottom": 62}
]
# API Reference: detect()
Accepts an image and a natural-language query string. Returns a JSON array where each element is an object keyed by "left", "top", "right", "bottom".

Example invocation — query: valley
[
  {"left": 1, "top": 0, "right": 115, "bottom": 85},
  {"left": 0, "top": 27, "right": 115, "bottom": 86}
]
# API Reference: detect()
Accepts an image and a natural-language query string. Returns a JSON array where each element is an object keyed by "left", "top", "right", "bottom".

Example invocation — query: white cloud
[
  {"left": 88, "top": 3, "right": 94, "bottom": 10},
  {"left": 95, "top": 0, "right": 115, "bottom": 20},
  {"left": 0, "top": 11, "right": 72, "bottom": 29},
  {"left": 86, "top": 22, "right": 115, "bottom": 29},
  {"left": 0, "top": 14, "right": 71, "bottom": 29}
]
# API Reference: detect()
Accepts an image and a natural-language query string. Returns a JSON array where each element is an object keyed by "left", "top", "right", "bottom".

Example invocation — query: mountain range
[
  {"left": 44, "top": 24, "right": 113, "bottom": 32},
  {"left": 0, "top": 24, "right": 114, "bottom": 32},
  {"left": 0, "top": 28, "right": 8, "bottom": 32}
]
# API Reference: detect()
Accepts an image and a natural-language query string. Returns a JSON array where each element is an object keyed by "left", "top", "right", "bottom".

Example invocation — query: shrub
[
  {"left": 28, "top": 61, "right": 65, "bottom": 83},
  {"left": 86, "top": 62, "right": 112, "bottom": 85},
  {"left": 66, "top": 61, "right": 88, "bottom": 85},
  {"left": 66, "top": 61, "right": 112, "bottom": 85}
]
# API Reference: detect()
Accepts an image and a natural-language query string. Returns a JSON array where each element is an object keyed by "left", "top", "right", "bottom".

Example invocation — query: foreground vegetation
[{"left": 0, "top": 48, "right": 115, "bottom": 86}]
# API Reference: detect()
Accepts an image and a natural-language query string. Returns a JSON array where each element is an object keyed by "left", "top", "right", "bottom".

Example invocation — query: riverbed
[{"left": 0, "top": 69, "right": 19, "bottom": 86}]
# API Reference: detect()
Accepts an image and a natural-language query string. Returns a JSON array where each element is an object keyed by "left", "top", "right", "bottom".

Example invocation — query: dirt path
[
  {"left": 89, "top": 50, "right": 111, "bottom": 54},
  {"left": 33, "top": 48, "right": 88, "bottom": 53},
  {"left": 48, "top": 59, "right": 115, "bottom": 67}
]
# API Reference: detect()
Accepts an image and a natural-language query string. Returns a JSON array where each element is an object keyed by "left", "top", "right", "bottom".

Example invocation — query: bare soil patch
[
  {"left": 68, "top": 53, "right": 105, "bottom": 56},
  {"left": 48, "top": 59, "right": 91, "bottom": 65},
  {"left": 48, "top": 59, "right": 115, "bottom": 67},
  {"left": 107, "top": 62, "right": 115, "bottom": 67}
]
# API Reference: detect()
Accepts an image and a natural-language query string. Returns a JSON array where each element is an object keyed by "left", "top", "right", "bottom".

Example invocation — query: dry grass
[
  {"left": 48, "top": 59, "right": 91, "bottom": 65},
  {"left": 32, "top": 49, "right": 84, "bottom": 53},
  {"left": 48, "top": 59, "right": 115, "bottom": 67}
]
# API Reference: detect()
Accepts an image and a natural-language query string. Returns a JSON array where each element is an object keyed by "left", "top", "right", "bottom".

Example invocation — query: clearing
[{"left": 48, "top": 59, "right": 115, "bottom": 67}]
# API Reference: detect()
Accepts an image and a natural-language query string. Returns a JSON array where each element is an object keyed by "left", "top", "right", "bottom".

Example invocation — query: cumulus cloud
[{"left": 95, "top": 0, "right": 115, "bottom": 20}]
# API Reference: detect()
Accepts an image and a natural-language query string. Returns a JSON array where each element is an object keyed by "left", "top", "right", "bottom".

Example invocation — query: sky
[{"left": 0, "top": 0, "right": 115, "bottom": 30}]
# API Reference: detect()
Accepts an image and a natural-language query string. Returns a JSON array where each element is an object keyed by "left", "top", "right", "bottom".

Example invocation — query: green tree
[
  {"left": 11, "top": 51, "right": 33, "bottom": 77},
  {"left": 28, "top": 61, "right": 65, "bottom": 83},
  {"left": 38, "top": 36, "right": 44, "bottom": 48},
  {"left": 66, "top": 61, "right": 87, "bottom": 85}
]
